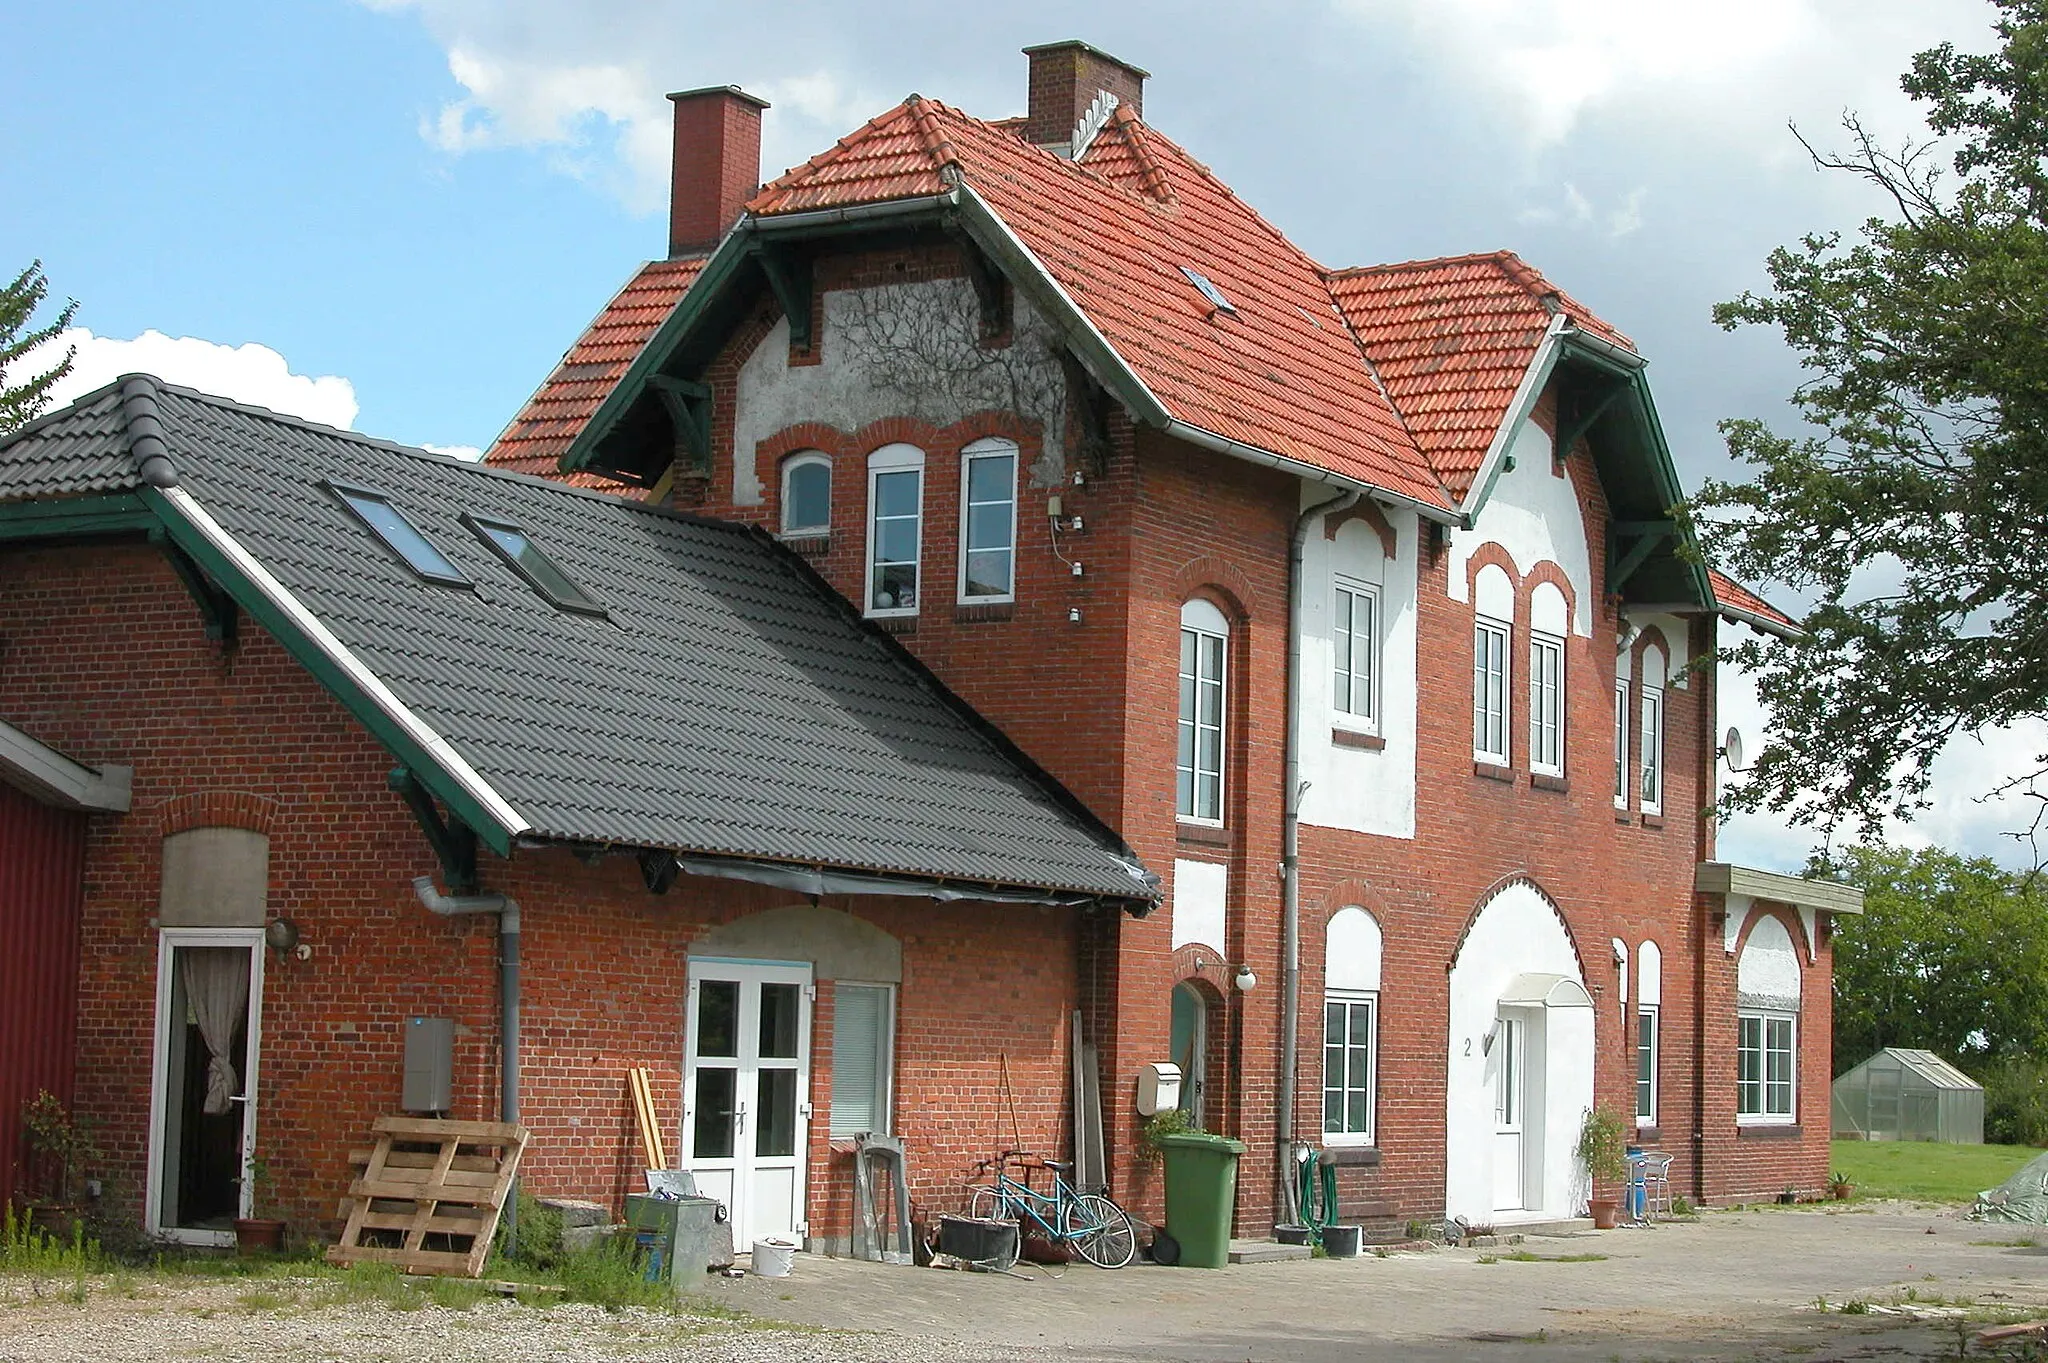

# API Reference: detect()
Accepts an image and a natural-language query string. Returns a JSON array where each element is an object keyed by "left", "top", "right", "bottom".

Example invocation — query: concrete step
[
  {"left": 1228, "top": 1239, "right": 1314, "bottom": 1264},
  {"left": 1495, "top": 1217, "right": 1597, "bottom": 1238}
]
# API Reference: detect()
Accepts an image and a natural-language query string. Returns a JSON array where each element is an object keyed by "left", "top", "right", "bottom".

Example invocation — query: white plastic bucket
[{"left": 751, "top": 1236, "right": 798, "bottom": 1278}]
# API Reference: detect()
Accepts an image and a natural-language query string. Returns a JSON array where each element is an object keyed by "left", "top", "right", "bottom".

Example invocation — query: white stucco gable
[{"left": 1446, "top": 417, "right": 1595, "bottom": 638}]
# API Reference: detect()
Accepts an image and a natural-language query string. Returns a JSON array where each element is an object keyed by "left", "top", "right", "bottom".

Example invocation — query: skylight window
[
  {"left": 330, "top": 485, "right": 469, "bottom": 585},
  {"left": 1180, "top": 266, "right": 1237, "bottom": 316},
  {"left": 466, "top": 516, "right": 607, "bottom": 615}
]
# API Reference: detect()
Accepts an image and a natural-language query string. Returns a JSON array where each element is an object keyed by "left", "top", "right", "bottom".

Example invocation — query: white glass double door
[{"left": 683, "top": 959, "right": 812, "bottom": 1246}]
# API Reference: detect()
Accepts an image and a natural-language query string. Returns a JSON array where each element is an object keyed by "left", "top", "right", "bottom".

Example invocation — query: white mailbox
[{"left": 1136, "top": 1061, "right": 1182, "bottom": 1117}]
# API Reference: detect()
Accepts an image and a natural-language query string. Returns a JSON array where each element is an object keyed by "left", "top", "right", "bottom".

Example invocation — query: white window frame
[
  {"left": 957, "top": 437, "right": 1018, "bottom": 604},
  {"left": 865, "top": 444, "right": 924, "bottom": 617},
  {"left": 1322, "top": 989, "right": 1378, "bottom": 1146},
  {"left": 1473, "top": 616, "right": 1511, "bottom": 765},
  {"left": 1178, "top": 599, "right": 1229, "bottom": 824},
  {"left": 1736, "top": 1010, "right": 1797, "bottom": 1124},
  {"left": 827, "top": 981, "right": 896, "bottom": 1139},
  {"left": 1529, "top": 631, "right": 1564, "bottom": 776},
  {"left": 780, "top": 451, "right": 832, "bottom": 537},
  {"left": 1639, "top": 683, "right": 1665, "bottom": 815},
  {"left": 1636, "top": 1005, "right": 1659, "bottom": 1126},
  {"left": 1332, "top": 577, "right": 1379, "bottom": 732},
  {"left": 1613, "top": 681, "right": 1630, "bottom": 809}
]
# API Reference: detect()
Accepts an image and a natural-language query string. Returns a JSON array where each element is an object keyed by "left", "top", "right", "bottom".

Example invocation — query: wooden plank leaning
[{"left": 328, "top": 1116, "right": 530, "bottom": 1278}]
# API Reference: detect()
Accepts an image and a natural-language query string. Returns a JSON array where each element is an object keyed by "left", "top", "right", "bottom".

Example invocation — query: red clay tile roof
[
  {"left": 1076, "top": 105, "right": 1174, "bottom": 205},
  {"left": 1328, "top": 252, "right": 1633, "bottom": 500},
  {"left": 1708, "top": 568, "right": 1798, "bottom": 632},
  {"left": 751, "top": 98, "right": 1449, "bottom": 510},
  {"left": 487, "top": 257, "right": 706, "bottom": 480}
]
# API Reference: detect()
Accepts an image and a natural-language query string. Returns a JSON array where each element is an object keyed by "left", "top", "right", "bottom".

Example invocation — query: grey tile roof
[{"left": 0, "top": 377, "right": 1157, "bottom": 906}]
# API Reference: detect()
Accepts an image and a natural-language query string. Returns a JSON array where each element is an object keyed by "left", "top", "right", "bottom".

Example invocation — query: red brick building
[{"left": 0, "top": 40, "right": 1860, "bottom": 1258}]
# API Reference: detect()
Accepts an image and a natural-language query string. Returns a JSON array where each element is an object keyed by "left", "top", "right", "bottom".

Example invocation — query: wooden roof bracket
[
  {"left": 944, "top": 223, "right": 1011, "bottom": 341},
  {"left": 1608, "top": 519, "right": 1676, "bottom": 594},
  {"left": 153, "top": 529, "right": 239, "bottom": 648},
  {"left": 649, "top": 376, "right": 713, "bottom": 477},
  {"left": 1554, "top": 375, "right": 1630, "bottom": 466},
  {"left": 754, "top": 246, "right": 814, "bottom": 353},
  {"left": 1057, "top": 346, "right": 1115, "bottom": 476},
  {"left": 390, "top": 765, "right": 480, "bottom": 894}
]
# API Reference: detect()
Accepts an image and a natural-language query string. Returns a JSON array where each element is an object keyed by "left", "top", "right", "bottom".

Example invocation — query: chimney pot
[
  {"left": 667, "top": 85, "right": 769, "bottom": 258},
  {"left": 1022, "top": 41, "right": 1148, "bottom": 152}
]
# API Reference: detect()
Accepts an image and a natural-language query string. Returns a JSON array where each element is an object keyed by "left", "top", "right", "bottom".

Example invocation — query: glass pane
[
  {"left": 339, "top": 489, "right": 466, "bottom": 582},
  {"left": 1349, "top": 1047, "right": 1371, "bottom": 1089},
  {"left": 965, "top": 549, "right": 1011, "bottom": 598},
  {"left": 967, "top": 454, "right": 1014, "bottom": 508},
  {"left": 1199, "top": 676, "right": 1222, "bottom": 728},
  {"left": 698, "top": 980, "right": 738, "bottom": 1058},
  {"left": 786, "top": 462, "right": 830, "bottom": 531},
  {"left": 1348, "top": 1090, "right": 1368, "bottom": 1135},
  {"left": 477, "top": 522, "right": 601, "bottom": 610},
  {"left": 756, "top": 1068, "right": 798, "bottom": 1157},
  {"left": 1349, "top": 1004, "right": 1373, "bottom": 1048},
  {"left": 693, "top": 1066, "right": 736, "bottom": 1159},
  {"left": 1176, "top": 766, "right": 1194, "bottom": 817},
  {"left": 873, "top": 562, "right": 917, "bottom": 611},
  {"left": 967, "top": 502, "right": 1011, "bottom": 552},
  {"left": 1325, "top": 1002, "right": 1344, "bottom": 1046},
  {"left": 1177, "top": 717, "right": 1195, "bottom": 773},
  {"left": 1200, "top": 635, "right": 1224, "bottom": 686},
  {"left": 877, "top": 517, "right": 917, "bottom": 564},
  {"left": 1180, "top": 628, "right": 1196, "bottom": 676},
  {"left": 831, "top": 984, "right": 887, "bottom": 1139},
  {"left": 1197, "top": 772, "right": 1220, "bottom": 819},
  {"left": 759, "top": 983, "right": 800, "bottom": 1059},
  {"left": 1324, "top": 1090, "right": 1342, "bottom": 1133},
  {"left": 874, "top": 469, "right": 920, "bottom": 518}
]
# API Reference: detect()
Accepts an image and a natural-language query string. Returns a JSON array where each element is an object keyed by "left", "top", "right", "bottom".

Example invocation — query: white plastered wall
[
  {"left": 1297, "top": 495, "right": 1421, "bottom": 839},
  {"left": 1447, "top": 419, "right": 1594, "bottom": 638},
  {"left": 1171, "top": 859, "right": 1228, "bottom": 954},
  {"left": 731, "top": 278, "right": 1070, "bottom": 506},
  {"left": 1445, "top": 882, "right": 1595, "bottom": 1224}
]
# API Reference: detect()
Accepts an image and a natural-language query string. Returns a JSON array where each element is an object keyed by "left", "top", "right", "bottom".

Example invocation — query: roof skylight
[
  {"left": 467, "top": 517, "right": 607, "bottom": 616},
  {"left": 1180, "top": 266, "right": 1237, "bottom": 316},
  {"left": 330, "top": 485, "right": 470, "bottom": 585}
]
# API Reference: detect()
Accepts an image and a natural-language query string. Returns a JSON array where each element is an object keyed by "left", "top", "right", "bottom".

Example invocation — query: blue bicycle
[{"left": 967, "top": 1149, "right": 1137, "bottom": 1269}]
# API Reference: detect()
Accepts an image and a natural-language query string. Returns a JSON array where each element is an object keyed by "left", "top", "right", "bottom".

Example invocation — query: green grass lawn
[{"left": 1830, "top": 1139, "right": 2044, "bottom": 1203}]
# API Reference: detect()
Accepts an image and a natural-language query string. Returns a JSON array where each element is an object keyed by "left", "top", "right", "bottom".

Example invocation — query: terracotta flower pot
[
  {"left": 1588, "top": 1197, "right": 1620, "bottom": 1230},
  {"left": 233, "top": 1218, "right": 286, "bottom": 1254}
]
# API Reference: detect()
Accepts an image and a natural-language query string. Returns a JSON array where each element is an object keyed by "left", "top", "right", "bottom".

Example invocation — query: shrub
[{"left": 1974, "top": 1057, "right": 2048, "bottom": 1147}]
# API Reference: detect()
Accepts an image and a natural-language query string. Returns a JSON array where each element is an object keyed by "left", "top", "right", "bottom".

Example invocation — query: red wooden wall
[{"left": 0, "top": 780, "right": 87, "bottom": 1212}]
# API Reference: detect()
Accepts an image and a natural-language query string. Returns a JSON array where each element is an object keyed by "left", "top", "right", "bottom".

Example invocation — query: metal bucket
[{"left": 751, "top": 1236, "right": 798, "bottom": 1278}]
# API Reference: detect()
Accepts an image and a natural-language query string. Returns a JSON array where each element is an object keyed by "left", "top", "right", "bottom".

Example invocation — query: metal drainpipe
[
  {"left": 413, "top": 878, "right": 522, "bottom": 1243},
  {"left": 1279, "top": 487, "right": 1361, "bottom": 1227}
]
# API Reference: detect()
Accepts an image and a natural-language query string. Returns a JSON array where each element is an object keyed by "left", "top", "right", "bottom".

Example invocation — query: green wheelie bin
[{"left": 1156, "top": 1130, "right": 1246, "bottom": 1268}]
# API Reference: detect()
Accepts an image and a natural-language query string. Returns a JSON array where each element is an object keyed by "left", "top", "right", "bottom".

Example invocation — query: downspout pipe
[
  {"left": 1279, "top": 486, "right": 1361, "bottom": 1227},
  {"left": 412, "top": 877, "right": 522, "bottom": 1242}
]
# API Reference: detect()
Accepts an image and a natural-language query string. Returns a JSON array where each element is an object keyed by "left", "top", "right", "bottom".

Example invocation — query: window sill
[
  {"left": 1614, "top": 805, "right": 1632, "bottom": 824},
  {"left": 1639, "top": 812, "right": 1665, "bottom": 830},
  {"left": 1472, "top": 761, "right": 1516, "bottom": 784},
  {"left": 869, "top": 615, "right": 917, "bottom": 635},
  {"left": 955, "top": 601, "right": 1015, "bottom": 624},
  {"left": 1317, "top": 1144, "right": 1381, "bottom": 1167},
  {"left": 1529, "top": 772, "right": 1568, "bottom": 793},
  {"left": 779, "top": 532, "right": 830, "bottom": 557},
  {"left": 1736, "top": 1122, "right": 1803, "bottom": 1141},
  {"left": 1176, "top": 821, "right": 1230, "bottom": 848},
  {"left": 1331, "top": 728, "right": 1386, "bottom": 751}
]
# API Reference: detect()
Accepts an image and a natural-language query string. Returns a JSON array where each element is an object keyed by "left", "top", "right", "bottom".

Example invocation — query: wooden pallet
[{"left": 327, "top": 1116, "right": 529, "bottom": 1278}]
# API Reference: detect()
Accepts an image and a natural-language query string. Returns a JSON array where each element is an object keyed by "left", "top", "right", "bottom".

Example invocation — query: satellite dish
[{"left": 1719, "top": 726, "right": 1748, "bottom": 772}]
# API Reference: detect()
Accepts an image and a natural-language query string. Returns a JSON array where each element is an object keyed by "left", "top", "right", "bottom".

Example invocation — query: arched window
[
  {"left": 958, "top": 437, "right": 1017, "bottom": 603},
  {"left": 1528, "top": 581, "right": 1567, "bottom": 776},
  {"left": 1737, "top": 916, "right": 1799, "bottom": 1123},
  {"left": 1178, "top": 598, "right": 1229, "bottom": 823},
  {"left": 1636, "top": 941, "right": 1662, "bottom": 1126},
  {"left": 865, "top": 444, "right": 924, "bottom": 616},
  {"left": 1472, "top": 563, "right": 1514, "bottom": 765},
  {"left": 1323, "top": 906, "right": 1383, "bottom": 1145},
  {"left": 1638, "top": 636, "right": 1668, "bottom": 814},
  {"left": 780, "top": 451, "right": 831, "bottom": 537}
]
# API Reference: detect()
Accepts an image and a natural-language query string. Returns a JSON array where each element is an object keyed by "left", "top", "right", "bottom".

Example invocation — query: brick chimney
[
  {"left": 667, "top": 86, "right": 769, "bottom": 258},
  {"left": 1022, "top": 41, "right": 1148, "bottom": 152}
]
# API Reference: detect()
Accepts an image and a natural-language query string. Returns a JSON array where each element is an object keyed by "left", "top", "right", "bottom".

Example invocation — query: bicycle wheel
[
  {"left": 967, "top": 1184, "right": 1003, "bottom": 1221},
  {"left": 1062, "top": 1193, "right": 1137, "bottom": 1269}
]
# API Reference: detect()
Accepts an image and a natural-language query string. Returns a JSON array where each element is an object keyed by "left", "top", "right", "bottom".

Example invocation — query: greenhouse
[{"left": 1831, "top": 1048, "right": 1984, "bottom": 1144}]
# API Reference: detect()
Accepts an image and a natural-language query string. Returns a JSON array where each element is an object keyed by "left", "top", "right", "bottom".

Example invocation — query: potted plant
[
  {"left": 232, "top": 1157, "right": 286, "bottom": 1255},
  {"left": 1828, "top": 1171, "right": 1854, "bottom": 1201},
  {"left": 1575, "top": 1107, "right": 1628, "bottom": 1229},
  {"left": 18, "top": 1091, "right": 98, "bottom": 1238}
]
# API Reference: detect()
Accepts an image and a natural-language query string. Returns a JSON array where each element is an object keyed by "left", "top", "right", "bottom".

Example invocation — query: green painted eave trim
[
  {"left": 0, "top": 492, "right": 155, "bottom": 540},
  {"left": 139, "top": 487, "right": 520, "bottom": 856}
]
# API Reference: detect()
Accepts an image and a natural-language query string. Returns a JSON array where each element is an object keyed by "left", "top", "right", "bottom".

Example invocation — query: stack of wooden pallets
[{"left": 329, "top": 1116, "right": 530, "bottom": 1278}]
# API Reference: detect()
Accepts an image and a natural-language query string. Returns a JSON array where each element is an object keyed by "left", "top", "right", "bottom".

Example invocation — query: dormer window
[
  {"left": 781, "top": 451, "right": 831, "bottom": 537},
  {"left": 329, "top": 484, "right": 469, "bottom": 586},
  {"left": 466, "top": 516, "right": 606, "bottom": 616}
]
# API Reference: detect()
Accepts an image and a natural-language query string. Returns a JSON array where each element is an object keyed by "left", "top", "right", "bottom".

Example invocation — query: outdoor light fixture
[
  {"left": 264, "top": 917, "right": 301, "bottom": 953},
  {"left": 1233, "top": 965, "right": 1257, "bottom": 992}
]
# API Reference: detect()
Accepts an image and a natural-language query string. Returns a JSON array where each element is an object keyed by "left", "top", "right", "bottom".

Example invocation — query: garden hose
[{"left": 1296, "top": 1149, "right": 1340, "bottom": 1233}]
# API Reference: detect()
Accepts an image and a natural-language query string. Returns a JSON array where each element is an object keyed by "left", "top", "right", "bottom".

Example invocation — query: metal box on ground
[
  {"left": 626, "top": 1194, "right": 724, "bottom": 1291},
  {"left": 402, "top": 1017, "right": 455, "bottom": 1114}
]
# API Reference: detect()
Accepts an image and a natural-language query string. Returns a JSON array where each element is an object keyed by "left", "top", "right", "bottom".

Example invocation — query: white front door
[
  {"left": 146, "top": 930, "right": 264, "bottom": 1246},
  {"left": 1492, "top": 1014, "right": 1525, "bottom": 1212},
  {"left": 684, "top": 959, "right": 812, "bottom": 1246}
]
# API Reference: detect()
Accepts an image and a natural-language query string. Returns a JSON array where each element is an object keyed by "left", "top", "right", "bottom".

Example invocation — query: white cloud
[
  {"left": 1516, "top": 182, "right": 1646, "bottom": 237},
  {"left": 423, "top": 442, "right": 486, "bottom": 461},
  {"left": 38, "top": 329, "right": 360, "bottom": 430}
]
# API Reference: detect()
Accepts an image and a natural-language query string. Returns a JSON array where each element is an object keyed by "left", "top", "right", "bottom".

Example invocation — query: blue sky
[{"left": 8, "top": 0, "right": 2039, "bottom": 868}]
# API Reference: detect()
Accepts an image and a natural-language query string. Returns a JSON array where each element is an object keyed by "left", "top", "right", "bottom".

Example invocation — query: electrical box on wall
[
  {"left": 1136, "top": 1061, "right": 1182, "bottom": 1116},
  {"left": 403, "top": 1016, "right": 455, "bottom": 1114}
]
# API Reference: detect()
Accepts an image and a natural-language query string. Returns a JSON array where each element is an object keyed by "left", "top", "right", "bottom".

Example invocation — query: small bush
[
  {"left": 1975, "top": 1057, "right": 2048, "bottom": 1147},
  {"left": 492, "top": 1191, "right": 566, "bottom": 1271}
]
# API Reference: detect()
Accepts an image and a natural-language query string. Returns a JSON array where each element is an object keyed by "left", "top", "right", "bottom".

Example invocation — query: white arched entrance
[{"left": 1445, "top": 882, "right": 1595, "bottom": 1224}]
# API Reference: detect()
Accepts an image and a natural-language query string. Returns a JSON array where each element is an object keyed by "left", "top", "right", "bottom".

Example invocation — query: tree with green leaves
[
  {"left": 0, "top": 260, "right": 77, "bottom": 436},
  {"left": 1820, "top": 844, "right": 2048, "bottom": 1073},
  {"left": 1690, "top": 0, "right": 2048, "bottom": 858}
]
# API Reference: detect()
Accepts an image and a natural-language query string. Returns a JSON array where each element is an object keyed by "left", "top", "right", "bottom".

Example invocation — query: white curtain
[{"left": 179, "top": 948, "right": 249, "bottom": 1115}]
